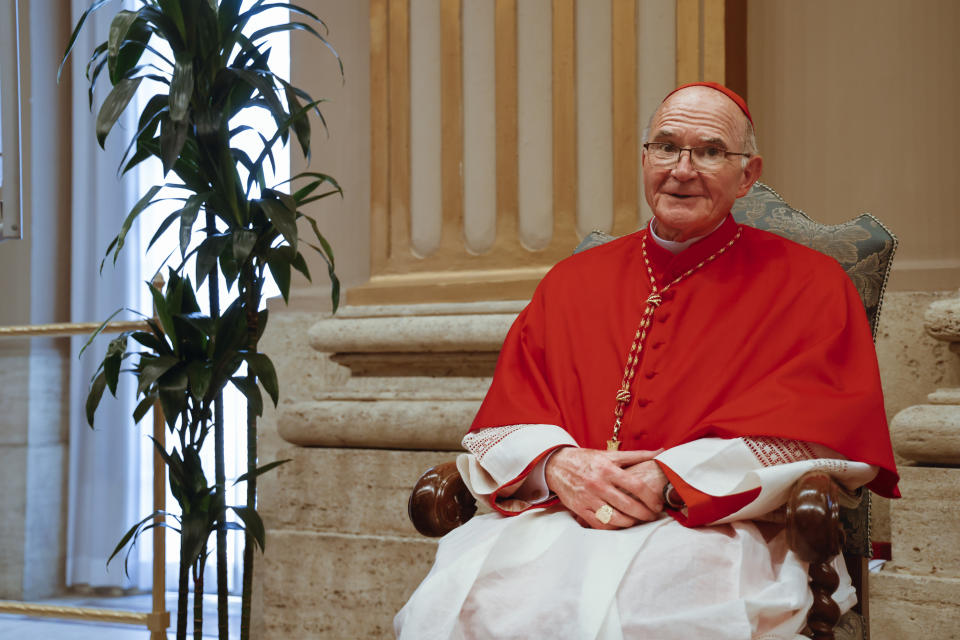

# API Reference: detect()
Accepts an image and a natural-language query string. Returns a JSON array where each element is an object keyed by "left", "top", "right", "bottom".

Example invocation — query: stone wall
[{"left": 871, "top": 293, "right": 960, "bottom": 640}]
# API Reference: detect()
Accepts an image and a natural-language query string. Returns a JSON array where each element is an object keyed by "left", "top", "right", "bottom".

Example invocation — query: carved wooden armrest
[
  {"left": 786, "top": 471, "right": 845, "bottom": 640},
  {"left": 408, "top": 462, "right": 478, "bottom": 537}
]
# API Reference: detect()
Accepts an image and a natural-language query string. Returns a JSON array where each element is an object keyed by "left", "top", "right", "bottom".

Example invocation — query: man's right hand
[{"left": 544, "top": 447, "right": 666, "bottom": 530}]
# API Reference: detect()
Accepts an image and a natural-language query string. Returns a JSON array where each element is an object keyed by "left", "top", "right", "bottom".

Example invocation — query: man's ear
[{"left": 737, "top": 155, "right": 763, "bottom": 197}]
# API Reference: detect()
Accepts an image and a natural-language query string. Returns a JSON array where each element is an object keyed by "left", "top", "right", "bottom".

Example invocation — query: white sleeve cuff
[
  {"left": 511, "top": 449, "right": 561, "bottom": 503},
  {"left": 655, "top": 436, "right": 879, "bottom": 524},
  {"left": 458, "top": 424, "right": 577, "bottom": 502}
]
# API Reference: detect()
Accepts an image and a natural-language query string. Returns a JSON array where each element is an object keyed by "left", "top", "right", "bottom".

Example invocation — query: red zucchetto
[{"left": 664, "top": 81, "right": 753, "bottom": 126}]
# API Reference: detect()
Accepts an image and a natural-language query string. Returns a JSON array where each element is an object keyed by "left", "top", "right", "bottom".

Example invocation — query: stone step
[{"left": 870, "top": 570, "right": 960, "bottom": 640}]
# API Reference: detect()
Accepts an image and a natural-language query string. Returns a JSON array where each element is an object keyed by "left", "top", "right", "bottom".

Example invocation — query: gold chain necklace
[{"left": 606, "top": 227, "right": 742, "bottom": 450}]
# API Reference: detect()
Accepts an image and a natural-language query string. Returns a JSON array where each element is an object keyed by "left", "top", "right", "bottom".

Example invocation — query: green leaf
[
  {"left": 59, "top": 0, "right": 116, "bottom": 82},
  {"left": 186, "top": 362, "right": 213, "bottom": 401},
  {"left": 146, "top": 208, "right": 182, "bottom": 253},
  {"left": 107, "top": 510, "right": 163, "bottom": 567},
  {"left": 232, "top": 229, "right": 258, "bottom": 265},
  {"left": 147, "top": 282, "right": 178, "bottom": 349},
  {"left": 130, "top": 330, "right": 162, "bottom": 352},
  {"left": 244, "top": 352, "right": 279, "bottom": 406},
  {"left": 107, "top": 10, "right": 140, "bottom": 62},
  {"left": 230, "top": 506, "right": 266, "bottom": 551},
  {"left": 212, "top": 299, "right": 247, "bottom": 362},
  {"left": 195, "top": 234, "right": 230, "bottom": 288},
  {"left": 255, "top": 308, "right": 269, "bottom": 344},
  {"left": 249, "top": 23, "right": 339, "bottom": 79},
  {"left": 159, "top": 117, "right": 188, "bottom": 175},
  {"left": 137, "top": 354, "right": 179, "bottom": 396},
  {"left": 133, "top": 395, "right": 155, "bottom": 423},
  {"left": 111, "top": 18, "right": 152, "bottom": 84},
  {"left": 219, "top": 249, "right": 240, "bottom": 291},
  {"left": 86, "top": 371, "right": 108, "bottom": 427},
  {"left": 304, "top": 218, "right": 340, "bottom": 312},
  {"left": 106, "top": 184, "right": 162, "bottom": 265},
  {"left": 79, "top": 308, "right": 124, "bottom": 357},
  {"left": 231, "top": 376, "right": 263, "bottom": 417},
  {"left": 156, "top": 0, "right": 187, "bottom": 43},
  {"left": 281, "top": 81, "right": 310, "bottom": 159},
  {"left": 305, "top": 217, "right": 335, "bottom": 268},
  {"left": 180, "top": 512, "right": 214, "bottom": 567},
  {"left": 157, "top": 368, "right": 189, "bottom": 430},
  {"left": 260, "top": 197, "right": 298, "bottom": 251},
  {"left": 233, "top": 458, "right": 290, "bottom": 486},
  {"left": 96, "top": 77, "right": 142, "bottom": 147},
  {"left": 178, "top": 195, "right": 204, "bottom": 257},
  {"left": 148, "top": 436, "right": 178, "bottom": 475},
  {"left": 169, "top": 53, "right": 194, "bottom": 122},
  {"left": 179, "top": 311, "right": 214, "bottom": 338},
  {"left": 266, "top": 253, "right": 291, "bottom": 303},
  {"left": 241, "top": 1, "right": 324, "bottom": 25},
  {"left": 103, "top": 336, "right": 126, "bottom": 396},
  {"left": 290, "top": 250, "right": 311, "bottom": 282},
  {"left": 86, "top": 55, "right": 109, "bottom": 108},
  {"left": 227, "top": 67, "right": 288, "bottom": 133},
  {"left": 287, "top": 171, "right": 342, "bottom": 202}
]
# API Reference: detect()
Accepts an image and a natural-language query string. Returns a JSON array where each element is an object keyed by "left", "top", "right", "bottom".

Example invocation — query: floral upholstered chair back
[
  {"left": 729, "top": 182, "right": 896, "bottom": 340},
  {"left": 576, "top": 180, "right": 898, "bottom": 562},
  {"left": 731, "top": 183, "right": 897, "bottom": 610}
]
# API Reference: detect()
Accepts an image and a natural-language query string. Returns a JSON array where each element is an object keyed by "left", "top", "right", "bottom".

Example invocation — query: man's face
[{"left": 642, "top": 87, "right": 762, "bottom": 242}]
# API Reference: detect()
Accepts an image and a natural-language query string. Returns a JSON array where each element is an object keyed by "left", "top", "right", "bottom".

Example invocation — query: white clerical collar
[{"left": 648, "top": 216, "right": 728, "bottom": 254}]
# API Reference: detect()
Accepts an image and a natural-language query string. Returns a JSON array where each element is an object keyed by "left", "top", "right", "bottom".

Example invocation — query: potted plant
[{"left": 62, "top": 1, "right": 342, "bottom": 638}]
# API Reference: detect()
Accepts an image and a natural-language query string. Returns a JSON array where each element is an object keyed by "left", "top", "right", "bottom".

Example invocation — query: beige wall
[
  {"left": 748, "top": 0, "right": 960, "bottom": 291},
  {"left": 287, "top": 0, "right": 372, "bottom": 311}
]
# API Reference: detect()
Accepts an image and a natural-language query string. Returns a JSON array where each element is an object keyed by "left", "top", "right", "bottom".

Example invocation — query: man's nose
[{"left": 671, "top": 149, "right": 697, "bottom": 180}]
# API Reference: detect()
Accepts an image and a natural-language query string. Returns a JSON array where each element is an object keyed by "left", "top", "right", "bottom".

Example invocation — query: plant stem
[
  {"left": 240, "top": 266, "right": 261, "bottom": 640},
  {"left": 193, "top": 555, "right": 205, "bottom": 640},
  {"left": 177, "top": 543, "right": 190, "bottom": 640},
  {"left": 207, "top": 210, "right": 229, "bottom": 640}
]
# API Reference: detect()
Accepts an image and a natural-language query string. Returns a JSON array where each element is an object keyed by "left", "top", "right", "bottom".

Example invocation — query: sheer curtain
[{"left": 65, "top": 0, "right": 145, "bottom": 589}]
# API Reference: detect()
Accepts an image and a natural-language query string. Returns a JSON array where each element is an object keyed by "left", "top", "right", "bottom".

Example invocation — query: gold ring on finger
[{"left": 596, "top": 503, "right": 614, "bottom": 525}]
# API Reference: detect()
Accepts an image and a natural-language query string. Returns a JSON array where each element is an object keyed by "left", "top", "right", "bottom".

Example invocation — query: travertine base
[
  {"left": 257, "top": 447, "right": 453, "bottom": 638},
  {"left": 254, "top": 307, "right": 502, "bottom": 639},
  {"left": 870, "top": 571, "right": 960, "bottom": 640},
  {"left": 261, "top": 531, "right": 438, "bottom": 639},
  {"left": 888, "top": 467, "right": 960, "bottom": 579}
]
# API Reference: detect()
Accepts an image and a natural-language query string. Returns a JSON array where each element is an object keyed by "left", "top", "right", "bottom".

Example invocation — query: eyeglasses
[{"left": 643, "top": 142, "right": 750, "bottom": 172}]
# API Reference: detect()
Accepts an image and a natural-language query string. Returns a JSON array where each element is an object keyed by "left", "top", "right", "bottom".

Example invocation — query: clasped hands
[{"left": 544, "top": 447, "right": 668, "bottom": 530}]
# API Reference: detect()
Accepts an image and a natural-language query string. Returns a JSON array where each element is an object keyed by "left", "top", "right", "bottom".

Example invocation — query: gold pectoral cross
[{"left": 607, "top": 438, "right": 620, "bottom": 451}]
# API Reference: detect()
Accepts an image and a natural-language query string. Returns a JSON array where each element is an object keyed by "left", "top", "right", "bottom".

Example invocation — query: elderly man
[{"left": 395, "top": 83, "right": 899, "bottom": 640}]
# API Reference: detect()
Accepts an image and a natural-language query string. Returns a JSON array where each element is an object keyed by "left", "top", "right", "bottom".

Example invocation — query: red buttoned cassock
[{"left": 468, "top": 214, "right": 900, "bottom": 525}]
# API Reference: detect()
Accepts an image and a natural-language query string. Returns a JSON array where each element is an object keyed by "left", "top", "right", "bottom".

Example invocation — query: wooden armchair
[{"left": 407, "top": 182, "right": 897, "bottom": 640}]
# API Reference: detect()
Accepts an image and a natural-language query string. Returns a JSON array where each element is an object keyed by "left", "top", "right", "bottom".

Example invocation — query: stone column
[
  {"left": 871, "top": 293, "right": 960, "bottom": 639},
  {"left": 254, "top": 302, "right": 519, "bottom": 639}
]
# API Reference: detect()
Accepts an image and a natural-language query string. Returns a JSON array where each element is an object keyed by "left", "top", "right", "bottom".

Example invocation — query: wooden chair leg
[{"left": 786, "top": 471, "right": 844, "bottom": 640}]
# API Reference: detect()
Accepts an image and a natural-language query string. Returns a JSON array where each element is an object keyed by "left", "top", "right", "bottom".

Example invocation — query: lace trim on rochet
[
  {"left": 462, "top": 425, "right": 531, "bottom": 461},
  {"left": 744, "top": 436, "right": 818, "bottom": 467}
]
